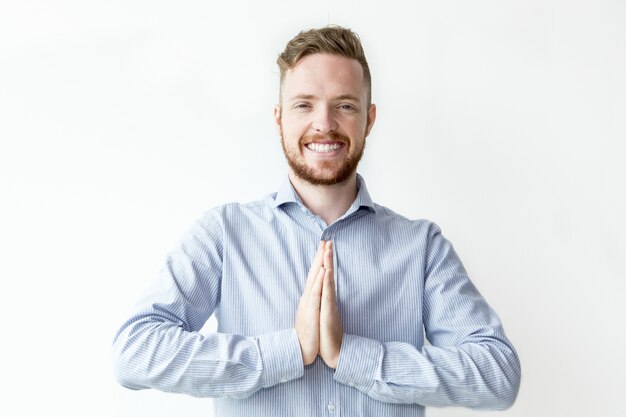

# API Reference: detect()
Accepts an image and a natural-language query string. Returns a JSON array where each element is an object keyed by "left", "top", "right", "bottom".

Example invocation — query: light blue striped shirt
[{"left": 112, "top": 174, "right": 521, "bottom": 416}]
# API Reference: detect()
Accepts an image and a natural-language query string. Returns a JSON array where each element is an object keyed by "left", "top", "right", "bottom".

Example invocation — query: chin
[{"left": 299, "top": 169, "right": 355, "bottom": 186}]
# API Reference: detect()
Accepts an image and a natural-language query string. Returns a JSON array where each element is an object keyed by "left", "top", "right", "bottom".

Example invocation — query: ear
[
  {"left": 273, "top": 104, "right": 282, "bottom": 136},
  {"left": 365, "top": 103, "right": 376, "bottom": 137}
]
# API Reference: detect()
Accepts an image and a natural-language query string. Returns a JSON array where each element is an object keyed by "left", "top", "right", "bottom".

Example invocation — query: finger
[
  {"left": 310, "top": 266, "right": 325, "bottom": 307},
  {"left": 307, "top": 241, "right": 325, "bottom": 286},
  {"left": 305, "top": 241, "right": 326, "bottom": 293},
  {"left": 315, "top": 240, "right": 326, "bottom": 267},
  {"left": 322, "top": 265, "right": 336, "bottom": 303},
  {"left": 304, "top": 264, "right": 325, "bottom": 307},
  {"left": 323, "top": 242, "right": 333, "bottom": 272}
]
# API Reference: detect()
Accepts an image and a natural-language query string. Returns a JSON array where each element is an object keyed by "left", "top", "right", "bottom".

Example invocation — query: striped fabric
[{"left": 112, "top": 174, "right": 521, "bottom": 417}]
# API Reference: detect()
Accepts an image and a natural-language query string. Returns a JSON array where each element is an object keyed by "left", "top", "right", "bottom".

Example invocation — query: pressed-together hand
[
  {"left": 295, "top": 241, "right": 344, "bottom": 368},
  {"left": 319, "top": 241, "right": 343, "bottom": 368},
  {"left": 295, "top": 241, "right": 324, "bottom": 365}
]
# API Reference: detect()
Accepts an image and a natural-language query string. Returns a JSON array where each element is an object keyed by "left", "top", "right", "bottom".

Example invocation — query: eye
[
  {"left": 293, "top": 102, "right": 312, "bottom": 110},
  {"left": 338, "top": 103, "right": 357, "bottom": 112}
]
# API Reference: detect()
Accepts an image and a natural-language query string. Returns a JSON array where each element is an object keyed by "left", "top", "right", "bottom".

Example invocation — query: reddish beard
[{"left": 281, "top": 131, "right": 365, "bottom": 186}]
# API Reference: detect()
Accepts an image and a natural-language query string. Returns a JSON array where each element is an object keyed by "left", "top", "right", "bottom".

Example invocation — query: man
[{"left": 112, "top": 26, "right": 521, "bottom": 416}]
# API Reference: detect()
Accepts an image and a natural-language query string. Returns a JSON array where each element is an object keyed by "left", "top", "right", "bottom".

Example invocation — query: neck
[{"left": 288, "top": 172, "right": 358, "bottom": 226}]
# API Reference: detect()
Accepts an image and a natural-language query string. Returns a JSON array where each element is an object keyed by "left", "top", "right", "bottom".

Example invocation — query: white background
[{"left": 1, "top": 1, "right": 625, "bottom": 416}]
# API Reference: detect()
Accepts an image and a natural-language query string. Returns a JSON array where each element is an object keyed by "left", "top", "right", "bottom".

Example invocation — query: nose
[{"left": 312, "top": 106, "right": 337, "bottom": 134}]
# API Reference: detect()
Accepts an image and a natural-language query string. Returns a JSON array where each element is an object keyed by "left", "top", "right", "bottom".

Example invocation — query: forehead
[{"left": 282, "top": 53, "right": 365, "bottom": 101}]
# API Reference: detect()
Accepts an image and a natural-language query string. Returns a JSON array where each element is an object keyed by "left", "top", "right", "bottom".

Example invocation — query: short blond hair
[{"left": 277, "top": 25, "right": 371, "bottom": 106}]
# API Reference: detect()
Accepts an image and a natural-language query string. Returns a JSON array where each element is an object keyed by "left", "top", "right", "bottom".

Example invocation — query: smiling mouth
[{"left": 305, "top": 142, "right": 343, "bottom": 153}]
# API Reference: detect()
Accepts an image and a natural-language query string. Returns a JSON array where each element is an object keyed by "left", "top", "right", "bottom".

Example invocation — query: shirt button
[
  {"left": 327, "top": 402, "right": 335, "bottom": 412},
  {"left": 280, "top": 376, "right": 288, "bottom": 382}
]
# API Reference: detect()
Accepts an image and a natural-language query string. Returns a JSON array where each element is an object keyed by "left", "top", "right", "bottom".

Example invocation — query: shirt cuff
[
  {"left": 257, "top": 328, "right": 304, "bottom": 388},
  {"left": 333, "top": 333, "right": 383, "bottom": 393}
]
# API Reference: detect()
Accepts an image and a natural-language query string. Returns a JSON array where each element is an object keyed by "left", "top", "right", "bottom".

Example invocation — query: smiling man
[
  {"left": 278, "top": 51, "right": 374, "bottom": 187},
  {"left": 112, "top": 26, "right": 521, "bottom": 417}
]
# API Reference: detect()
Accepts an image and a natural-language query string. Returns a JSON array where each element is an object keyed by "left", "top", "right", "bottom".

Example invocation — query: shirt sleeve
[
  {"left": 333, "top": 223, "right": 521, "bottom": 409},
  {"left": 111, "top": 211, "right": 304, "bottom": 398}
]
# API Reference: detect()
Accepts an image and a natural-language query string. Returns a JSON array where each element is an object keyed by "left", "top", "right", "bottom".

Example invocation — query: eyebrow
[
  {"left": 289, "top": 94, "right": 360, "bottom": 102},
  {"left": 289, "top": 94, "right": 316, "bottom": 102},
  {"left": 334, "top": 94, "right": 360, "bottom": 102}
]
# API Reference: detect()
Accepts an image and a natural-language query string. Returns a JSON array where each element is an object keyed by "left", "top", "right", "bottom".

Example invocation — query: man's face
[{"left": 274, "top": 53, "right": 376, "bottom": 186}]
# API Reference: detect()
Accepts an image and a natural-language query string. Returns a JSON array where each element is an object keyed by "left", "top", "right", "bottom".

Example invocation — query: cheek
[
  {"left": 339, "top": 121, "right": 365, "bottom": 140},
  {"left": 282, "top": 120, "right": 308, "bottom": 140}
]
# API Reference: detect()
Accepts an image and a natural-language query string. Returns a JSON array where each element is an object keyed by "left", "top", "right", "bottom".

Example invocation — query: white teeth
[{"left": 307, "top": 143, "right": 341, "bottom": 153}]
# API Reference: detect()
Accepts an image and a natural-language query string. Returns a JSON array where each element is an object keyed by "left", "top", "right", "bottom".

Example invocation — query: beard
[{"left": 281, "top": 131, "right": 365, "bottom": 186}]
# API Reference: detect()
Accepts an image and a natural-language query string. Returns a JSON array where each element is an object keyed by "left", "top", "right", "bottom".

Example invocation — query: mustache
[{"left": 300, "top": 132, "right": 350, "bottom": 145}]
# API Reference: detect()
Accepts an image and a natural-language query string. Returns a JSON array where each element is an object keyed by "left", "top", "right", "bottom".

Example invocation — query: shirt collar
[
  {"left": 271, "top": 173, "right": 377, "bottom": 214},
  {"left": 273, "top": 175, "right": 305, "bottom": 208},
  {"left": 352, "top": 174, "right": 377, "bottom": 213}
]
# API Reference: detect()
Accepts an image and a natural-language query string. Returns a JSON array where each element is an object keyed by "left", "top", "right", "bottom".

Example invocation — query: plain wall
[{"left": 1, "top": 1, "right": 624, "bottom": 416}]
